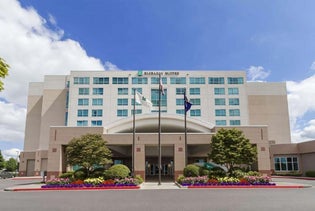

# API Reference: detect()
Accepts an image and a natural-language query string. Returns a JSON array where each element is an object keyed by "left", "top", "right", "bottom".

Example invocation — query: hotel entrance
[{"left": 145, "top": 145, "right": 174, "bottom": 181}]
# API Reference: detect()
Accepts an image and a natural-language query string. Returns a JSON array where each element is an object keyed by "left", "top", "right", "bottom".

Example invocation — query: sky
[{"left": 1, "top": 0, "right": 315, "bottom": 160}]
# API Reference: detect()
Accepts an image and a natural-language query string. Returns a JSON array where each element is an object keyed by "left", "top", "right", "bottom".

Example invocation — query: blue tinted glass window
[
  {"left": 170, "top": 77, "right": 186, "bottom": 84},
  {"left": 214, "top": 88, "right": 225, "bottom": 95},
  {"left": 208, "top": 77, "right": 224, "bottom": 84},
  {"left": 229, "top": 98, "right": 240, "bottom": 105},
  {"left": 93, "top": 77, "right": 109, "bottom": 84},
  {"left": 215, "top": 109, "right": 226, "bottom": 116},
  {"left": 176, "top": 98, "right": 184, "bottom": 105},
  {"left": 190, "top": 109, "right": 201, "bottom": 116},
  {"left": 190, "top": 88, "right": 200, "bottom": 95},
  {"left": 78, "top": 98, "right": 89, "bottom": 106},
  {"left": 118, "top": 88, "right": 128, "bottom": 95},
  {"left": 93, "top": 88, "right": 103, "bottom": 95},
  {"left": 91, "top": 120, "right": 102, "bottom": 126},
  {"left": 230, "top": 120, "right": 241, "bottom": 125},
  {"left": 151, "top": 77, "right": 167, "bottom": 84},
  {"left": 113, "top": 77, "right": 129, "bottom": 84},
  {"left": 215, "top": 98, "right": 225, "bottom": 106},
  {"left": 228, "top": 88, "right": 239, "bottom": 95},
  {"left": 190, "top": 77, "right": 205, "bottom": 84},
  {"left": 117, "top": 98, "right": 128, "bottom": 106},
  {"left": 132, "top": 77, "right": 148, "bottom": 84},
  {"left": 117, "top": 109, "right": 128, "bottom": 117},
  {"left": 228, "top": 77, "right": 244, "bottom": 84},
  {"left": 190, "top": 98, "right": 200, "bottom": 105},
  {"left": 176, "top": 109, "right": 185, "bottom": 115},
  {"left": 215, "top": 120, "right": 226, "bottom": 125},
  {"left": 77, "top": 109, "right": 88, "bottom": 117},
  {"left": 74, "top": 77, "right": 90, "bottom": 84},
  {"left": 92, "top": 98, "right": 103, "bottom": 106},
  {"left": 229, "top": 109, "right": 240, "bottom": 116},
  {"left": 176, "top": 88, "right": 186, "bottom": 95},
  {"left": 78, "top": 88, "right": 89, "bottom": 95},
  {"left": 77, "top": 120, "right": 88, "bottom": 126},
  {"left": 92, "top": 109, "right": 103, "bottom": 117},
  {"left": 151, "top": 89, "right": 167, "bottom": 106}
]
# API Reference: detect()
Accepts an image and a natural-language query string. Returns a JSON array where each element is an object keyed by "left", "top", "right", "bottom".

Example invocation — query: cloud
[
  {"left": 0, "top": 0, "right": 119, "bottom": 150},
  {"left": 0, "top": 0, "right": 119, "bottom": 106},
  {"left": 247, "top": 66, "right": 271, "bottom": 81},
  {"left": 2, "top": 148, "right": 21, "bottom": 161}
]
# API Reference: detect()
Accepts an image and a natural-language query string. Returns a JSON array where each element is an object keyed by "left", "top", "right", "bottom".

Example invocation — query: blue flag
[{"left": 184, "top": 92, "right": 192, "bottom": 113}]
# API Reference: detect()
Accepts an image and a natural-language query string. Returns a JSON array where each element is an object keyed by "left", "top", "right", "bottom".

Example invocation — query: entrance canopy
[{"left": 104, "top": 114, "right": 214, "bottom": 134}]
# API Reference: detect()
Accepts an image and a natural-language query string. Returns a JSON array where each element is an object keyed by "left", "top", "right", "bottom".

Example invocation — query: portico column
[
  {"left": 174, "top": 143, "right": 186, "bottom": 180},
  {"left": 134, "top": 143, "right": 145, "bottom": 180}
]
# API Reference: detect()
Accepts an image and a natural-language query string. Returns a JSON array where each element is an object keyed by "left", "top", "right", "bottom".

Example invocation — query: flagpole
[
  {"left": 132, "top": 89, "right": 136, "bottom": 177},
  {"left": 158, "top": 74, "right": 162, "bottom": 185},
  {"left": 184, "top": 96, "right": 187, "bottom": 167}
]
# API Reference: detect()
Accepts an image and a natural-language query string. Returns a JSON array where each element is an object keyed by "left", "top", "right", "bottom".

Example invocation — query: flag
[
  {"left": 135, "top": 91, "right": 152, "bottom": 109},
  {"left": 159, "top": 77, "right": 165, "bottom": 95},
  {"left": 184, "top": 92, "right": 192, "bottom": 113}
]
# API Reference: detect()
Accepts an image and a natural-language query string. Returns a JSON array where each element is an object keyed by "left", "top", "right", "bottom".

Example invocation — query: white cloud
[
  {"left": 247, "top": 66, "right": 270, "bottom": 81},
  {"left": 2, "top": 148, "right": 21, "bottom": 161},
  {"left": 0, "top": 0, "right": 119, "bottom": 149}
]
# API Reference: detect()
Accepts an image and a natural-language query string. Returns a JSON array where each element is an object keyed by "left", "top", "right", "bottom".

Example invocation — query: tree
[
  {"left": 5, "top": 158, "right": 17, "bottom": 172},
  {"left": 0, "top": 150, "right": 5, "bottom": 170},
  {"left": 0, "top": 57, "right": 9, "bottom": 91},
  {"left": 208, "top": 128, "right": 257, "bottom": 174},
  {"left": 66, "top": 133, "right": 112, "bottom": 177}
]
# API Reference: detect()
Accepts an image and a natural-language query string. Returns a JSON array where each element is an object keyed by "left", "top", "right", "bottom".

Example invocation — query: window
[
  {"left": 170, "top": 77, "right": 186, "bottom": 84},
  {"left": 91, "top": 120, "right": 102, "bottom": 126},
  {"left": 190, "top": 109, "right": 201, "bottom": 116},
  {"left": 131, "top": 99, "right": 142, "bottom": 106},
  {"left": 228, "top": 77, "right": 244, "bottom": 84},
  {"left": 215, "top": 120, "right": 226, "bottom": 126},
  {"left": 78, "top": 98, "right": 89, "bottom": 106},
  {"left": 77, "top": 109, "right": 88, "bottom": 117},
  {"left": 151, "top": 89, "right": 167, "bottom": 106},
  {"left": 92, "top": 109, "right": 103, "bottom": 117},
  {"left": 190, "top": 88, "right": 200, "bottom": 95},
  {"left": 113, "top": 77, "right": 128, "bottom": 84},
  {"left": 229, "top": 98, "right": 240, "bottom": 106},
  {"left": 117, "top": 109, "right": 128, "bottom": 117},
  {"left": 230, "top": 120, "right": 241, "bottom": 125},
  {"left": 215, "top": 98, "right": 225, "bottom": 106},
  {"left": 176, "top": 99, "right": 184, "bottom": 106},
  {"left": 132, "top": 77, "right": 148, "bottom": 84},
  {"left": 214, "top": 88, "right": 225, "bottom": 95},
  {"left": 190, "top": 98, "right": 200, "bottom": 105},
  {"left": 74, "top": 77, "right": 89, "bottom": 84},
  {"left": 229, "top": 109, "right": 240, "bottom": 116},
  {"left": 117, "top": 98, "right": 128, "bottom": 106},
  {"left": 176, "top": 109, "right": 185, "bottom": 115},
  {"left": 93, "top": 88, "right": 103, "bottom": 95},
  {"left": 78, "top": 88, "right": 89, "bottom": 95},
  {"left": 190, "top": 77, "right": 205, "bottom": 84},
  {"left": 131, "top": 109, "right": 142, "bottom": 115},
  {"left": 92, "top": 98, "right": 103, "bottom": 106},
  {"left": 215, "top": 109, "right": 226, "bottom": 116},
  {"left": 176, "top": 88, "right": 186, "bottom": 95},
  {"left": 151, "top": 77, "right": 167, "bottom": 84},
  {"left": 131, "top": 88, "right": 142, "bottom": 94},
  {"left": 208, "top": 77, "right": 224, "bottom": 84},
  {"left": 228, "top": 88, "right": 239, "bottom": 95},
  {"left": 118, "top": 88, "right": 128, "bottom": 95},
  {"left": 274, "top": 156, "right": 299, "bottom": 171},
  {"left": 77, "top": 120, "right": 88, "bottom": 126},
  {"left": 93, "top": 77, "right": 109, "bottom": 84}
]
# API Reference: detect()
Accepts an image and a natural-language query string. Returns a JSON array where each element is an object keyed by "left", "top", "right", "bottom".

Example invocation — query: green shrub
[
  {"left": 59, "top": 171, "right": 74, "bottom": 179},
  {"left": 177, "top": 175, "right": 185, "bottom": 183},
  {"left": 104, "top": 164, "right": 130, "bottom": 179},
  {"left": 199, "top": 168, "right": 210, "bottom": 176},
  {"left": 305, "top": 170, "right": 315, "bottom": 177},
  {"left": 135, "top": 175, "right": 144, "bottom": 184},
  {"left": 90, "top": 167, "right": 106, "bottom": 178},
  {"left": 183, "top": 164, "right": 200, "bottom": 177},
  {"left": 208, "top": 167, "right": 227, "bottom": 178},
  {"left": 74, "top": 168, "right": 88, "bottom": 180}
]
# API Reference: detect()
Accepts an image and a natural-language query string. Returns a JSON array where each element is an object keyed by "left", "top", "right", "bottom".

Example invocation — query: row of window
[
  {"left": 215, "top": 120, "right": 241, "bottom": 126},
  {"left": 74, "top": 77, "right": 244, "bottom": 85},
  {"left": 274, "top": 156, "right": 299, "bottom": 171},
  {"left": 78, "top": 87, "right": 239, "bottom": 96}
]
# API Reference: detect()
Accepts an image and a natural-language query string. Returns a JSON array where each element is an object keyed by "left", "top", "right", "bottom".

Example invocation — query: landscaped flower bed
[
  {"left": 178, "top": 175, "right": 276, "bottom": 187},
  {"left": 41, "top": 177, "right": 141, "bottom": 189}
]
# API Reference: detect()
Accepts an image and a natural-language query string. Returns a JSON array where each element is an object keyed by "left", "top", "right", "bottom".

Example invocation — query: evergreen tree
[
  {"left": 0, "top": 150, "right": 5, "bottom": 170},
  {"left": 5, "top": 158, "right": 17, "bottom": 172}
]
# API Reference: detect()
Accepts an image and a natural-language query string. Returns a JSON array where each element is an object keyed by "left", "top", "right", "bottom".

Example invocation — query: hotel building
[{"left": 19, "top": 70, "right": 292, "bottom": 180}]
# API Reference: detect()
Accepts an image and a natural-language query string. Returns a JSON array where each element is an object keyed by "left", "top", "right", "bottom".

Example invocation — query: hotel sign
[{"left": 142, "top": 71, "right": 179, "bottom": 76}]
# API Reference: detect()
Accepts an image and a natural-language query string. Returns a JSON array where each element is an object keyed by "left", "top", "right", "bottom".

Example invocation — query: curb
[
  {"left": 5, "top": 186, "right": 140, "bottom": 191},
  {"left": 187, "top": 185, "right": 309, "bottom": 189},
  {"left": 272, "top": 176, "right": 315, "bottom": 181}
]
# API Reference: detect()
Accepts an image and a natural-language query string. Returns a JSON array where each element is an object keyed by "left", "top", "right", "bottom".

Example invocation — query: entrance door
[
  {"left": 145, "top": 157, "right": 174, "bottom": 181},
  {"left": 26, "top": 159, "right": 35, "bottom": 176}
]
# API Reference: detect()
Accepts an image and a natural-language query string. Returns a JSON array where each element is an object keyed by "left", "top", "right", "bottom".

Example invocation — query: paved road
[
  {"left": 0, "top": 177, "right": 314, "bottom": 211},
  {"left": 0, "top": 177, "right": 42, "bottom": 191}
]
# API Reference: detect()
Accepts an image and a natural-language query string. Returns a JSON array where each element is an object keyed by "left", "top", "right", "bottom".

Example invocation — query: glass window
[
  {"left": 93, "top": 77, "right": 109, "bottom": 84},
  {"left": 131, "top": 88, "right": 142, "bottom": 94},
  {"left": 176, "top": 109, "right": 185, "bottom": 115},
  {"left": 228, "top": 88, "right": 239, "bottom": 95},
  {"left": 92, "top": 98, "right": 103, "bottom": 106},
  {"left": 215, "top": 109, "right": 226, "bottom": 116},
  {"left": 170, "top": 77, "right": 186, "bottom": 84},
  {"left": 77, "top": 120, "right": 88, "bottom": 126},
  {"left": 214, "top": 88, "right": 225, "bottom": 95},
  {"left": 229, "top": 109, "right": 240, "bottom": 116},
  {"left": 113, "top": 77, "right": 128, "bottom": 84},
  {"left": 77, "top": 109, "right": 88, "bottom": 117},
  {"left": 117, "top": 98, "right": 128, "bottom": 106},
  {"left": 93, "top": 88, "right": 103, "bottom": 95},
  {"left": 274, "top": 156, "right": 299, "bottom": 171},
  {"left": 131, "top": 99, "right": 142, "bottom": 106},
  {"left": 132, "top": 77, "right": 148, "bottom": 84},
  {"left": 190, "top": 88, "right": 200, "bottom": 95},
  {"left": 176, "top": 99, "right": 184, "bottom": 106},
  {"left": 190, "top": 109, "right": 201, "bottom": 117},
  {"left": 74, "top": 77, "right": 90, "bottom": 84},
  {"left": 229, "top": 98, "right": 240, "bottom": 106},
  {"left": 91, "top": 120, "right": 102, "bottom": 126},
  {"left": 215, "top": 120, "right": 226, "bottom": 126},
  {"left": 151, "top": 89, "right": 167, "bottom": 106},
  {"left": 176, "top": 88, "right": 186, "bottom": 95},
  {"left": 190, "top": 77, "right": 205, "bottom": 84},
  {"left": 131, "top": 109, "right": 142, "bottom": 115},
  {"left": 78, "top": 98, "right": 89, "bottom": 106},
  {"left": 215, "top": 98, "right": 225, "bottom": 106},
  {"left": 92, "top": 109, "right": 103, "bottom": 117},
  {"left": 208, "top": 77, "right": 224, "bottom": 84},
  {"left": 230, "top": 120, "right": 241, "bottom": 125},
  {"left": 190, "top": 98, "right": 200, "bottom": 105},
  {"left": 228, "top": 77, "right": 244, "bottom": 84},
  {"left": 118, "top": 88, "right": 128, "bottom": 95},
  {"left": 117, "top": 109, "right": 128, "bottom": 117},
  {"left": 78, "top": 88, "right": 89, "bottom": 95},
  {"left": 151, "top": 77, "right": 167, "bottom": 84}
]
